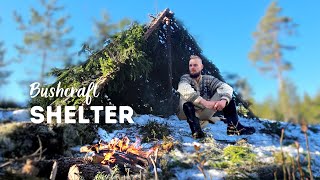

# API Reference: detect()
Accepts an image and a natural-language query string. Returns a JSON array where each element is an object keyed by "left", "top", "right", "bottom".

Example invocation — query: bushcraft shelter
[{"left": 32, "top": 8, "right": 256, "bottom": 119}]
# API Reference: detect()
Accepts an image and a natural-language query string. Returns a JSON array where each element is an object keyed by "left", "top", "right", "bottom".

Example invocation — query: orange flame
[{"left": 98, "top": 136, "right": 154, "bottom": 164}]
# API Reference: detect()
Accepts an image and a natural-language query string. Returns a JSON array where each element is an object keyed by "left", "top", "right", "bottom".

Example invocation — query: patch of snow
[
  {"left": 97, "top": 127, "right": 114, "bottom": 142},
  {"left": 173, "top": 168, "right": 226, "bottom": 180},
  {"left": 0, "top": 109, "right": 30, "bottom": 122},
  {"left": 95, "top": 114, "right": 320, "bottom": 179},
  {"left": 70, "top": 146, "right": 82, "bottom": 152}
]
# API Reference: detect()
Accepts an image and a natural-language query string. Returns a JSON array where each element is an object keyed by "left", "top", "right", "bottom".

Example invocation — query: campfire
[
  {"left": 80, "top": 136, "right": 158, "bottom": 174},
  {"left": 5, "top": 134, "right": 174, "bottom": 180}
]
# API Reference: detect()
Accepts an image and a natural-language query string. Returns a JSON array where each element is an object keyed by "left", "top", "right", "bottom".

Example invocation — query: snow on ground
[
  {"left": 0, "top": 109, "right": 30, "bottom": 122},
  {"left": 174, "top": 168, "right": 227, "bottom": 180},
  {"left": 97, "top": 114, "right": 320, "bottom": 179},
  {"left": 1, "top": 109, "right": 318, "bottom": 179}
]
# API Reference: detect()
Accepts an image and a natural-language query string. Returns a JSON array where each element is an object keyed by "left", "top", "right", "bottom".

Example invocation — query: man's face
[{"left": 189, "top": 58, "right": 203, "bottom": 78}]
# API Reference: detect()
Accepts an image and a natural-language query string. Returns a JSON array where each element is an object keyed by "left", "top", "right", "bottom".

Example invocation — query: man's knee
[
  {"left": 183, "top": 102, "right": 196, "bottom": 113},
  {"left": 210, "top": 93, "right": 221, "bottom": 101}
]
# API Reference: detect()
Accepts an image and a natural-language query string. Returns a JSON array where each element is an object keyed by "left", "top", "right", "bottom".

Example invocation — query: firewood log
[
  {"left": 55, "top": 157, "right": 86, "bottom": 180},
  {"left": 20, "top": 157, "right": 84, "bottom": 179},
  {"left": 68, "top": 163, "right": 111, "bottom": 180}
]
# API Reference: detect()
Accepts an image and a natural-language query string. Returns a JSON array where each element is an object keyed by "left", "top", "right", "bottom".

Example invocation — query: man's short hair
[
  {"left": 190, "top": 55, "right": 201, "bottom": 59},
  {"left": 190, "top": 55, "right": 202, "bottom": 63}
]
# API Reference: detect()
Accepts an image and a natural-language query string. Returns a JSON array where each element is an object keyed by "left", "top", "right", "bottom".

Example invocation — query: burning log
[
  {"left": 109, "top": 152, "right": 148, "bottom": 173},
  {"left": 80, "top": 136, "right": 156, "bottom": 175},
  {"left": 86, "top": 154, "right": 105, "bottom": 164}
]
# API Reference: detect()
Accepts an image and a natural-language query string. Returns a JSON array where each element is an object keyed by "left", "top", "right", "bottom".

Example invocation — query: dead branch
[{"left": 49, "top": 160, "right": 58, "bottom": 180}]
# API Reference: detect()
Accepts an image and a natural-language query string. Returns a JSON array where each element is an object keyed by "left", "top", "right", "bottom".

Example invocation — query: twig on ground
[
  {"left": 295, "top": 141, "right": 304, "bottom": 179},
  {"left": 301, "top": 123, "right": 314, "bottom": 180},
  {"left": 50, "top": 160, "right": 58, "bottom": 180},
  {"left": 0, "top": 136, "right": 47, "bottom": 168},
  {"left": 280, "top": 128, "right": 287, "bottom": 180},
  {"left": 149, "top": 147, "right": 159, "bottom": 180}
]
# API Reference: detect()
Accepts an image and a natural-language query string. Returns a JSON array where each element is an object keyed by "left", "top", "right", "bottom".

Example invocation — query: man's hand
[
  {"left": 199, "top": 99, "right": 216, "bottom": 109},
  {"left": 200, "top": 99, "right": 227, "bottom": 111},
  {"left": 213, "top": 99, "right": 227, "bottom": 111}
]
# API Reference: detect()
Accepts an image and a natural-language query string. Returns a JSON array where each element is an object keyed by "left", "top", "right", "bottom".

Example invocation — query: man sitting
[{"left": 177, "top": 55, "right": 255, "bottom": 138}]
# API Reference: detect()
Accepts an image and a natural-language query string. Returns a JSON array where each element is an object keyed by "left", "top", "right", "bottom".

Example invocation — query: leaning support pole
[
  {"left": 165, "top": 15, "right": 173, "bottom": 95},
  {"left": 164, "top": 11, "right": 175, "bottom": 113},
  {"left": 143, "top": 8, "right": 170, "bottom": 40}
]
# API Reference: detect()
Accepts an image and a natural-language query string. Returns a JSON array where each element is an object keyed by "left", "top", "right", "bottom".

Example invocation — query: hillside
[{"left": 0, "top": 109, "right": 319, "bottom": 179}]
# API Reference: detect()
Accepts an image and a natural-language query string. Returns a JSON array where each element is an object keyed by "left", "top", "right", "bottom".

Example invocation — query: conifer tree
[
  {"left": 299, "top": 92, "right": 320, "bottom": 124},
  {"left": 80, "top": 11, "right": 130, "bottom": 56},
  {"left": 226, "top": 74, "right": 253, "bottom": 101},
  {"left": 0, "top": 18, "right": 10, "bottom": 87},
  {"left": 0, "top": 42, "right": 10, "bottom": 87},
  {"left": 14, "top": 0, "right": 74, "bottom": 84},
  {"left": 249, "top": 1, "right": 297, "bottom": 121},
  {"left": 251, "top": 95, "right": 275, "bottom": 120},
  {"left": 282, "top": 79, "right": 300, "bottom": 121}
]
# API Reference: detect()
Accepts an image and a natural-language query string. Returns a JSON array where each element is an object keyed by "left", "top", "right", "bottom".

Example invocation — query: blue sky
[{"left": 1, "top": 0, "right": 319, "bottom": 104}]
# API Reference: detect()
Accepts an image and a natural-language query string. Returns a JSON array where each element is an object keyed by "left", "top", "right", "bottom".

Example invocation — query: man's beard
[{"left": 190, "top": 72, "right": 201, "bottom": 78}]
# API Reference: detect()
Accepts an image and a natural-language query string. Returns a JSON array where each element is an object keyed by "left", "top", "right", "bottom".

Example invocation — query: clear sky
[{"left": 1, "top": 0, "right": 319, "bottom": 104}]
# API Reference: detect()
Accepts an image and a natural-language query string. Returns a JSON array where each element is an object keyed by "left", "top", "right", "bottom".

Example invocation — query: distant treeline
[
  {"left": 251, "top": 91, "right": 320, "bottom": 124},
  {"left": 0, "top": 99, "right": 22, "bottom": 109}
]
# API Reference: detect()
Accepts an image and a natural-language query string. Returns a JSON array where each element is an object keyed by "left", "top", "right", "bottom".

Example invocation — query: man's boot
[
  {"left": 223, "top": 99, "right": 255, "bottom": 135},
  {"left": 183, "top": 102, "right": 205, "bottom": 139}
]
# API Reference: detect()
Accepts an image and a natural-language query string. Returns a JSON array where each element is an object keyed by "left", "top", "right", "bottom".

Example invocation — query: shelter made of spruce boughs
[{"left": 32, "top": 8, "right": 256, "bottom": 118}]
